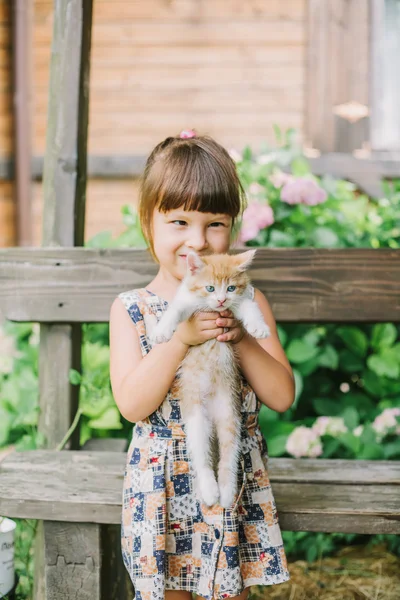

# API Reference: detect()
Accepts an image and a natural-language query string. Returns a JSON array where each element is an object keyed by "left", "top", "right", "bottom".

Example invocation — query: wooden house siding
[{"left": 28, "top": 0, "right": 307, "bottom": 246}]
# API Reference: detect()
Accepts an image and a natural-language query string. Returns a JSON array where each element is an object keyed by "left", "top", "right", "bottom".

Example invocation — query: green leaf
[
  {"left": 292, "top": 369, "right": 303, "bottom": 406},
  {"left": 318, "top": 345, "right": 339, "bottom": 369},
  {"left": 383, "top": 439, "right": 400, "bottom": 459},
  {"left": 358, "top": 443, "right": 384, "bottom": 460},
  {"left": 286, "top": 339, "right": 319, "bottom": 364},
  {"left": 88, "top": 406, "right": 122, "bottom": 430},
  {"left": 291, "top": 157, "right": 310, "bottom": 177},
  {"left": 310, "top": 227, "right": 339, "bottom": 248},
  {"left": 371, "top": 324, "right": 398, "bottom": 351},
  {"left": 267, "top": 434, "right": 288, "bottom": 457},
  {"left": 312, "top": 398, "right": 342, "bottom": 417},
  {"left": 69, "top": 369, "right": 82, "bottom": 385},
  {"left": 322, "top": 437, "right": 341, "bottom": 458},
  {"left": 342, "top": 406, "right": 359, "bottom": 430},
  {"left": 359, "top": 424, "right": 377, "bottom": 446},
  {"left": 339, "top": 350, "right": 364, "bottom": 372},
  {"left": 337, "top": 432, "right": 360, "bottom": 454},
  {"left": 336, "top": 328, "right": 368, "bottom": 357},
  {"left": 368, "top": 352, "right": 399, "bottom": 379}
]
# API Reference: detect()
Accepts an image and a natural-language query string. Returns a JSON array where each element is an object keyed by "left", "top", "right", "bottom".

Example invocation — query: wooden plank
[
  {"left": 34, "top": 21, "right": 305, "bottom": 47},
  {"left": 35, "top": 45, "right": 306, "bottom": 67},
  {"left": 2, "top": 152, "right": 399, "bottom": 183},
  {"left": 36, "top": 0, "right": 306, "bottom": 21},
  {"left": 0, "top": 452, "right": 399, "bottom": 533},
  {"left": 44, "top": 521, "right": 101, "bottom": 600},
  {"left": 0, "top": 247, "right": 399, "bottom": 323}
]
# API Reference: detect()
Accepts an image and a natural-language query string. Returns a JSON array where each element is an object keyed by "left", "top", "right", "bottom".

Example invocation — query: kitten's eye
[
  {"left": 227, "top": 285, "right": 236, "bottom": 292},
  {"left": 205, "top": 286, "right": 215, "bottom": 292}
]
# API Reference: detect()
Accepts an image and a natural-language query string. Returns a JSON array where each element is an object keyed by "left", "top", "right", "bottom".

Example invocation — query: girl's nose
[{"left": 186, "top": 230, "right": 208, "bottom": 251}]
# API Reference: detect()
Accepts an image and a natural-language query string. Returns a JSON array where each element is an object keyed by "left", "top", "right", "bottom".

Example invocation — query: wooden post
[
  {"left": 39, "top": 0, "right": 93, "bottom": 450},
  {"left": 370, "top": 0, "right": 400, "bottom": 155},
  {"left": 306, "top": 0, "right": 370, "bottom": 153},
  {"left": 35, "top": 2, "right": 93, "bottom": 598}
]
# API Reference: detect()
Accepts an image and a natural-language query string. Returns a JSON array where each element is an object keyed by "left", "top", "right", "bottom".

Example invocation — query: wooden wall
[{"left": 27, "top": 0, "right": 306, "bottom": 246}]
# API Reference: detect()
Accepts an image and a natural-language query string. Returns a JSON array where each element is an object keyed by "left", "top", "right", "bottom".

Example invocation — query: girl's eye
[
  {"left": 172, "top": 220, "right": 187, "bottom": 226},
  {"left": 206, "top": 286, "right": 215, "bottom": 292},
  {"left": 227, "top": 285, "right": 236, "bottom": 292},
  {"left": 209, "top": 222, "right": 224, "bottom": 227}
]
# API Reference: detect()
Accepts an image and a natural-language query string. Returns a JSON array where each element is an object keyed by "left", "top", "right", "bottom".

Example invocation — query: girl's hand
[
  {"left": 174, "top": 311, "right": 225, "bottom": 347},
  {"left": 216, "top": 310, "right": 246, "bottom": 344}
]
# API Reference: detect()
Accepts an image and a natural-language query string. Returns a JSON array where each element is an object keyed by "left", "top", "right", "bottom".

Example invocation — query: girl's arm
[
  {"left": 235, "top": 289, "right": 295, "bottom": 413},
  {"left": 109, "top": 298, "right": 224, "bottom": 423}
]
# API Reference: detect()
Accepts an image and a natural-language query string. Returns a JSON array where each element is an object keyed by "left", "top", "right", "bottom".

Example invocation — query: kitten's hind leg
[
  {"left": 186, "top": 405, "right": 220, "bottom": 507},
  {"left": 211, "top": 389, "right": 242, "bottom": 509}
]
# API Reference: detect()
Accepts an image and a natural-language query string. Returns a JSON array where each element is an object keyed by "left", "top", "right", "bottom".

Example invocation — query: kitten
[{"left": 150, "top": 250, "right": 270, "bottom": 509}]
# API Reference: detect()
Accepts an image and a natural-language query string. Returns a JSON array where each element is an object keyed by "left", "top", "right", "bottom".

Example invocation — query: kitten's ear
[
  {"left": 234, "top": 249, "right": 256, "bottom": 272},
  {"left": 187, "top": 252, "right": 205, "bottom": 275}
]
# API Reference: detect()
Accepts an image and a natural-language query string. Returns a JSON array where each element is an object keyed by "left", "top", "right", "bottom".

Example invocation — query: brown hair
[{"left": 138, "top": 133, "right": 246, "bottom": 259}]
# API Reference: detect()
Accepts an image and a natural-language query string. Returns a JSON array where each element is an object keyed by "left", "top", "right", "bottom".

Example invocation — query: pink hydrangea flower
[
  {"left": 281, "top": 177, "right": 327, "bottom": 206},
  {"left": 239, "top": 202, "right": 274, "bottom": 243},
  {"left": 285, "top": 426, "right": 323, "bottom": 458},
  {"left": 372, "top": 408, "right": 400, "bottom": 441},
  {"left": 312, "top": 416, "right": 348, "bottom": 437},
  {"left": 248, "top": 182, "right": 264, "bottom": 196},
  {"left": 270, "top": 170, "right": 294, "bottom": 189}
]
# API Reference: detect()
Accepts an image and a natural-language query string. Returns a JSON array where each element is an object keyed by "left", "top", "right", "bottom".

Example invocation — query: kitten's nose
[{"left": 217, "top": 298, "right": 226, "bottom": 306}]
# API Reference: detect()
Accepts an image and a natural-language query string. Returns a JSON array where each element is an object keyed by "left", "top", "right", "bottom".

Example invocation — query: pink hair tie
[{"left": 179, "top": 129, "right": 197, "bottom": 139}]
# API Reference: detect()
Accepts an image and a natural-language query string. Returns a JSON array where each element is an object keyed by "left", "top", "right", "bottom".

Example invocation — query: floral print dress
[{"left": 119, "top": 288, "right": 290, "bottom": 600}]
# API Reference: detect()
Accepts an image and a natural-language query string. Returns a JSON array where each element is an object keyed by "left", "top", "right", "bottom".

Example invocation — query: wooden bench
[{"left": 0, "top": 450, "right": 399, "bottom": 599}]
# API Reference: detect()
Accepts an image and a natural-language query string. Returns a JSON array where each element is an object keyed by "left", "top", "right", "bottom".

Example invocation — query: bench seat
[{"left": 1, "top": 451, "right": 399, "bottom": 535}]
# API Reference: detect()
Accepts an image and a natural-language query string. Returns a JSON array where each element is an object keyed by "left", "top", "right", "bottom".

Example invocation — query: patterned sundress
[{"left": 119, "top": 288, "right": 290, "bottom": 600}]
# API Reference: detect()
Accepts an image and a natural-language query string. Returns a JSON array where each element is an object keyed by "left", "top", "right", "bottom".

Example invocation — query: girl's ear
[
  {"left": 187, "top": 252, "right": 205, "bottom": 275},
  {"left": 235, "top": 249, "right": 257, "bottom": 272}
]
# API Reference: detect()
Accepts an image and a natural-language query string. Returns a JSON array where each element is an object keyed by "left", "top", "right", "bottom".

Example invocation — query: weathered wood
[
  {"left": 36, "top": 2, "right": 94, "bottom": 597},
  {"left": 81, "top": 438, "right": 128, "bottom": 452},
  {"left": 0, "top": 248, "right": 399, "bottom": 323},
  {"left": 370, "top": 0, "right": 400, "bottom": 153},
  {"left": 306, "top": 0, "right": 370, "bottom": 154},
  {"left": 2, "top": 153, "right": 400, "bottom": 198},
  {"left": 39, "top": 0, "right": 93, "bottom": 450},
  {"left": 44, "top": 521, "right": 101, "bottom": 600},
  {"left": 0, "top": 451, "right": 399, "bottom": 534}
]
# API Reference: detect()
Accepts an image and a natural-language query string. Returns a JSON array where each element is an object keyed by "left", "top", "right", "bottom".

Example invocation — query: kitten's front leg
[
  {"left": 235, "top": 298, "right": 270, "bottom": 339},
  {"left": 151, "top": 299, "right": 196, "bottom": 344}
]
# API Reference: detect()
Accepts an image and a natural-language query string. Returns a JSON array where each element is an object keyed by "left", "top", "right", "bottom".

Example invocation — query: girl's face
[{"left": 152, "top": 207, "right": 232, "bottom": 281}]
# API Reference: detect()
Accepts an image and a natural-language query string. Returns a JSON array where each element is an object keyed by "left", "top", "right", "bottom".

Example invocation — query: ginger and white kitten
[{"left": 150, "top": 249, "right": 270, "bottom": 509}]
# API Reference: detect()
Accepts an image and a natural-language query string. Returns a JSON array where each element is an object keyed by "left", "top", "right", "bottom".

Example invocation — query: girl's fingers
[
  {"left": 216, "top": 317, "right": 237, "bottom": 328},
  {"left": 203, "top": 327, "right": 225, "bottom": 339},
  {"left": 201, "top": 319, "right": 222, "bottom": 330},
  {"left": 198, "top": 311, "right": 220, "bottom": 320}
]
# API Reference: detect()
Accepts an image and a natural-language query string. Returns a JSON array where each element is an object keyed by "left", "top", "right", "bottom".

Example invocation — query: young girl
[{"left": 109, "top": 130, "right": 295, "bottom": 600}]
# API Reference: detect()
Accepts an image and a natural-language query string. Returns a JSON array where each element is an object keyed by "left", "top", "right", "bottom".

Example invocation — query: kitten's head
[{"left": 184, "top": 250, "right": 256, "bottom": 312}]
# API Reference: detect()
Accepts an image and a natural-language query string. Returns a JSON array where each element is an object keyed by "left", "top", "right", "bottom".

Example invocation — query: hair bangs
[{"left": 156, "top": 153, "right": 240, "bottom": 218}]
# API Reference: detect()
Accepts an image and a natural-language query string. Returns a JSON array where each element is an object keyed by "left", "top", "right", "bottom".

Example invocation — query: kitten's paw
[
  {"left": 150, "top": 324, "right": 175, "bottom": 345},
  {"left": 199, "top": 472, "right": 220, "bottom": 507},
  {"left": 219, "top": 483, "right": 237, "bottom": 510},
  {"left": 244, "top": 322, "right": 270, "bottom": 339}
]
